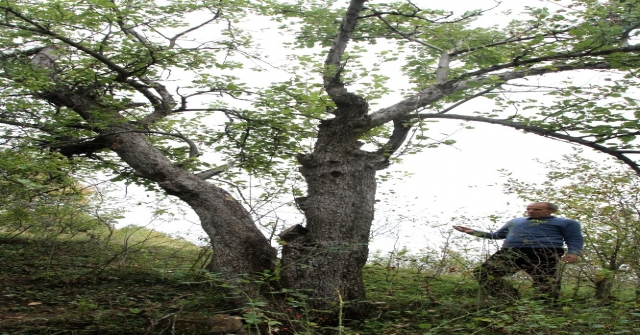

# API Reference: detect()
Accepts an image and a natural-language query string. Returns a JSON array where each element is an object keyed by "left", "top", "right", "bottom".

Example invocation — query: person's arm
[
  {"left": 452, "top": 226, "right": 474, "bottom": 233},
  {"left": 561, "top": 219, "right": 584, "bottom": 263},
  {"left": 452, "top": 223, "right": 511, "bottom": 239}
]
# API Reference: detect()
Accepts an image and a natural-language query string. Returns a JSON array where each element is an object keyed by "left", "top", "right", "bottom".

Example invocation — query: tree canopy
[{"left": 2, "top": 0, "right": 640, "bottom": 319}]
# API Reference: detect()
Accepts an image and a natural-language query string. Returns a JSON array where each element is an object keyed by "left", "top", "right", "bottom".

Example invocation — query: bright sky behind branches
[{"left": 110, "top": 0, "right": 615, "bottom": 254}]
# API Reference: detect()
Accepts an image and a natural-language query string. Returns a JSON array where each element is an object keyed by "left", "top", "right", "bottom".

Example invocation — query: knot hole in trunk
[{"left": 330, "top": 171, "right": 343, "bottom": 178}]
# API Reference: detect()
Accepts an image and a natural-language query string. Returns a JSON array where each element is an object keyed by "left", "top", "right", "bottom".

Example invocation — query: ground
[{"left": 0, "top": 235, "right": 230, "bottom": 334}]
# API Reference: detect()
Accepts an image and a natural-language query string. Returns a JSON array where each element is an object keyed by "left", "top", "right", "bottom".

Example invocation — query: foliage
[
  {"left": 3, "top": 230, "right": 640, "bottom": 334},
  {"left": 0, "top": 226, "right": 222, "bottom": 334},
  {"left": 4, "top": 0, "right": 640, "bottom": 319},
  {"left": 265, "top": 0, "right": 640, "bottom": 171},
  {"left": 0, "top": 0, "right": 274, "bottom": 180},
  {"left": 4, "top": 0, "right": 640, "bottom": 192},
  {"left": 0, "top": 147, "right": 118, "bottom": 237}
]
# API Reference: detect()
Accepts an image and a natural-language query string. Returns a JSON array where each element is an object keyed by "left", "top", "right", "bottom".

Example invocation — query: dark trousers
[{"left": 473, "top": 247, "right": 565, "bottom": 301}]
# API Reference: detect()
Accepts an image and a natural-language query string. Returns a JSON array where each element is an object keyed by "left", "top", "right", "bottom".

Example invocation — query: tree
[
  {"left": 2, "top": 0, "right": 640, "bottom": 318},
  {"left": 503, "top": 154, "right": 640, "bottom": 302}
]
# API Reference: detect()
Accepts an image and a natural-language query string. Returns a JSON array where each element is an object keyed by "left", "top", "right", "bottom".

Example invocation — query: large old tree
[{"left": 3, "top": 0, "right": 640, "bottom": 316}]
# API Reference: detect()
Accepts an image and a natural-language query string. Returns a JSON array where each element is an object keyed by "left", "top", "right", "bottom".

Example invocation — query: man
[{"left": 453, "top": 202, "right": 583, "bottom": 302}]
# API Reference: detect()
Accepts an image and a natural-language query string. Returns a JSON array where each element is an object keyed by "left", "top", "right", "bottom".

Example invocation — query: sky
[{"left": 106, "top": 0, "right": 620, "bottom": 255}]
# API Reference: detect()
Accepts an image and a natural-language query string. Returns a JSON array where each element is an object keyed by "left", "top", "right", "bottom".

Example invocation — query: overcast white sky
[{"left": 107, "top": 0, "right": 619, "bottom": 254}]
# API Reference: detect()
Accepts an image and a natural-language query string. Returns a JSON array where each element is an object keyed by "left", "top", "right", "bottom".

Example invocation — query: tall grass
[{"left": 1, "top": 228, "right": 639, "bottom": 334}]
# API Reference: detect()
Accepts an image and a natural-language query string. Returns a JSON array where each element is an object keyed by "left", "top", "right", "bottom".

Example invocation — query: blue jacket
[{"left": 470, "top": 216, "right": 584, "bottom": 255}]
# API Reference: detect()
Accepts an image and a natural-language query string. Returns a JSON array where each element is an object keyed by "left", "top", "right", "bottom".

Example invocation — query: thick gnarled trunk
[
  {"left": 281, "top": 153, "right": 376, "bottom": 317},
  {"left": 279, "top": 88, "right": 385, "bottom": 318},
  {"left": 276, "top": 0, "right": 407, "bottom": 318}
]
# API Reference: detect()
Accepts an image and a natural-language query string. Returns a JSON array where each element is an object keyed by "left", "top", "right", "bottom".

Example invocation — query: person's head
[{"left": 526, "top": 202, "right": 558, "bottom": 218}]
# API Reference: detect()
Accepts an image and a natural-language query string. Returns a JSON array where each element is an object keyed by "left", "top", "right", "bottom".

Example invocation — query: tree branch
[
  {"left": 458, "top": 44, "right": 640, "bottom": 81},
  {"left": 413, "top": 113, "right": 640, "bottom": 175},
  {"left": 196, "top": 160, "right": 236, "bottom": 180},
  {"left": 1, "top": 4, "right": 179, "bottom": 125},
  {"left": 168, "top": 10, "right": 221, "bottom": 49},
  {"left": 362, "top": 0, "right": 500, "bottom": 24},
  {"left": 44, "top": 137, "right": 108, "bottom": 157},
  {"left": 323, "top": 0, "right": 366, "bottom": 97},
  {"left": 42, "top": 128, "right": 201, "bottom": 159},
  {"left": 375, "top": 118, "right": 415, "bottom": 159},
  {"left": 0, "top": 7, "right": 132, "bottom": 79},
  {"left": 141, "top": 130, "right": 200, "bottom": 158},
  {"left": 449, "top": 27, "right": 573, "bottom": 57},
  {"left": 371, "top": 10, "right": 445, "bottom": 53},
  {"left": 368, "top": 62, "right": 612, "bottom": 127},
  {"left": 436, "top": 86, "right": 500, "bottom": 114}
]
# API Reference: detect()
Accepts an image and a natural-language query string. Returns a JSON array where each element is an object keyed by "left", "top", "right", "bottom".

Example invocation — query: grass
[
  {"left": 358, "top": 264, "right": 640, "bottom": 335},
  {"left": 0, "top": 228, "right": 231, "bottom": 334},
  {"left": 1, "top": 228, "right": 640, "bottom": 334}
]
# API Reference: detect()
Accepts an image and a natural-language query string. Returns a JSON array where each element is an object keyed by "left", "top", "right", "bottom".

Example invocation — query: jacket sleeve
[
  {"left": 469, "top": 221, "right": 511, "bottom": 240},
  {"left": 562, "top": 219, "right": 584, "bottom": 255}
]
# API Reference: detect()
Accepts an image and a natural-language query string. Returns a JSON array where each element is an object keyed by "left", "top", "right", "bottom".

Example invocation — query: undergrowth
[{"left": 1, "top": 229, "right": 639, "bottom": 334}]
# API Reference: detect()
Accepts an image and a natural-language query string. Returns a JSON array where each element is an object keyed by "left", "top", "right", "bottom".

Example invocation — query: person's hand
[
  {"left": 452, "top": 225, "right": 474, "bottom": 233},
  {"left": 562, "top": 254, "right": 580, "bottom": 263}
]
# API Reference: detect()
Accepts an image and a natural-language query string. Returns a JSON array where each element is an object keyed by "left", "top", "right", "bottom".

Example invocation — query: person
[{"left": 452, "top": 202, "right": 583, "bottom": 302}]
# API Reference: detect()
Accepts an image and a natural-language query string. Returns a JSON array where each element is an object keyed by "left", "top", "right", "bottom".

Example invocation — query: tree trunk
[
  {"left": 105, "top": 128, "right": 278, "bottom": 299},
  {"left": 594, "top": 277, "right": 614, "bottom": 303},
  {"left": 279, "top": 94, "right": 384, "bottom": 319},
  {"left": 39, "top": 87, "right": 279, "bottom": 301},
  {"left": 594, "top": 266, "right": 616, "bottom": 304},
  {"left": 24, "top": 45, "right": 279, "bottom": 305},
  {"left": 281, "top": 153, "right": 376, "bottom": 318}
]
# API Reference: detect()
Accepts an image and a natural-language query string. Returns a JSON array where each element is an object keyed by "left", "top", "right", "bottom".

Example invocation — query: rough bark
[
  {"left": 282, "top": 152, "right": 377, "bottom": 317},
  {"left": 280, "top": 88, "right": 386, "bottom": 318},
  {"left": 107, "top": 127, "right": 278, "bottom": 284},
  {"left": 28, "top": 48, "right": 278, "bottom": 301},
  {"left": 90, "top": 125, "right": 278, "bottom": 301},
  {"left": 79, "top": 124, "right": 278, "bottom": 300},
  {"left": 278, "top": 0, "right": 398, "bottom": 318}
]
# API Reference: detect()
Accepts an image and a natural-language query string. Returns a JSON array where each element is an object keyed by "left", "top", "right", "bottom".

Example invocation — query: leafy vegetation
[
  {"left": 3, "top": 0, "right": 640, "bottom": 320},
  {"left": 0, "top": 227, "right": 220, "bottom": 334},
  {"left": 2, "top": 228, "right": 640, "bottom": 334}
]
